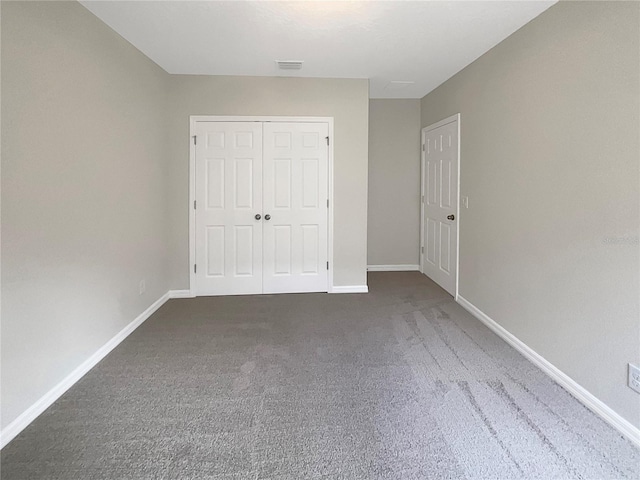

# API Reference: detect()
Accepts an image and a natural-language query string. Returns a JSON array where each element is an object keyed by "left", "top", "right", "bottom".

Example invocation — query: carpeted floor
[{"left": 1, "top": 272, "right": 638, "bottom": 479}]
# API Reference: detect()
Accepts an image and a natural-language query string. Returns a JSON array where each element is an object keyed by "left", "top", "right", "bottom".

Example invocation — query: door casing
[
  {"left": 420, "top": 113, "right": 461, "bottom": 299},
  {"left": 189, "top": 115, "right": 335, "bottom": 296}
]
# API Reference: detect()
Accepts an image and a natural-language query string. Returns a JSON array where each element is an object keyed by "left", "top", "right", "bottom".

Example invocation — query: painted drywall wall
[
  {"left": 167, "top": 75, "right": 369, "bottom": 289},
  {"left": 421, "top": 1, "right": 640, "bottom": 426},
  {"left": 367, "top": 99, "right": 421, "bottom": 267},
  {"left": 1, "top": 1, "right": 171, "bottom": 429}
]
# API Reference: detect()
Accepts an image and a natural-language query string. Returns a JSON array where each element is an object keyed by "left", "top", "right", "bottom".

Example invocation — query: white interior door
[
  {"left": 421, "top": 117, "right": 459, "bottom": 296},
  {"left": 263, "top": 123, "right": 329, "bottom": 293},
  {"left": 194, "top": 122, "right": 263, "bottom": 296}
]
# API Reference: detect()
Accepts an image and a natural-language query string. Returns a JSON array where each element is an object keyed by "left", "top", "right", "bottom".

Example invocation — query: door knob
[
  {"left": 255, "top": 214, "right": 261, "bottom": 220},
  {"left": 265, "top": 214, "right": 271, "bottom": 221},
  {"left": 447, "top": 214, "right": 455, "bottom": 221}
]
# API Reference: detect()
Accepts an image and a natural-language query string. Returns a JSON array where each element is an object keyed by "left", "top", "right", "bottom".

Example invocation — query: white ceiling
[{"left": 80, "top": 0, "right": 556, "bottom": 99}]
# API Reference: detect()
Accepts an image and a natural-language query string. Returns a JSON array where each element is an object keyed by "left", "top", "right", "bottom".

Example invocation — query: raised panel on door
[
  {"left": 422, "top": 120, "right": 458, "bottom": 296},
  {"left": 194, "top": 122, "right": 263, "bottom": 295},
  {"left": 263, "top": 123, "right": 329, "bottom": 293}
]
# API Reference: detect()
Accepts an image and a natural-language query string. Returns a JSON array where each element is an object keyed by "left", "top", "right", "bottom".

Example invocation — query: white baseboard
[
  {"left": 457, "top": 295, "right": 640, "bottom": 448},
  {"left": 331, "top": 285, "right": 369, "bottom": 294},
  {"left": 0, "top": 292, "right": 171, "bottom": 449},
  {"left": 169, "top": 289, "right": 195, "bottom": 299},
  {"left": 367, "top": 264, "right": 420, "bottom": 272}
]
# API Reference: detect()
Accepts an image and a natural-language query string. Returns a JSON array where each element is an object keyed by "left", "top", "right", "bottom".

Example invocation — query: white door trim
[
  {"left": 189, "top": 115, "right": 335, "bottom": 296},
  {"left": 420, "top": 113, "right": 461, "bottom": 299}
]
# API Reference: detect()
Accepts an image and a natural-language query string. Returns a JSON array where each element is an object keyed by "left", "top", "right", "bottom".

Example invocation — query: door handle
[
  {"left": 255, "top": 214, "right": 261, "bottom": 220},
  {"left": 265, "top": 214, "right": 271, "bottom": 221},
  {"left": 447, "top": 214, "right": 455, "bottom": 221}
]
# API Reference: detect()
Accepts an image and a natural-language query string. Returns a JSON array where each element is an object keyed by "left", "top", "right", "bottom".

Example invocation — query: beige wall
[
  {"left": 1, "top": 1, "right": 171, "bottom": 429},
  {"left": 367, "top": 99, "right": 421, "bottom": 267},
  {"left": 167, "top": 75, "right": 370, "bottom": 289},
  {"left": 421, "top": 1, "right": 640, "bottom": 426}
]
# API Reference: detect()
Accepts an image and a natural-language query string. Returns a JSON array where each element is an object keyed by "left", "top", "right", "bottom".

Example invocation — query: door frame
[
  {"left": 188, "top": 115, "right": 335, "bottom": 297},
  {"left": 419, "top": 113, "right": 461, "bottom": 299}
]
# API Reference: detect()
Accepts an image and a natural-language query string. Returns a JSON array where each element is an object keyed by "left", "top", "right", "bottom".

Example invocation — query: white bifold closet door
[
  {"left": 194, "top": 121, "right": 328, "bottom": 296},
  {"left": 263, "top": 122, "right": 328, "bottom": 294},
  {"left": 194, "top": 122, "right": 263, "bottom": 296}
]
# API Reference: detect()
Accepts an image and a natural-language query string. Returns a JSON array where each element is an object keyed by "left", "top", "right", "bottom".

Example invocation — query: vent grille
[
  {"left": 276, "top": 60, "right": 304, "bottom": 70},
  {"left": 385, "top": 81, "right": 414, "bottom": 90}
]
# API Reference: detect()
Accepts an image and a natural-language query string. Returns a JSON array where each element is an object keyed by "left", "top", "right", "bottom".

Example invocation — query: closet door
[
  {"left": 194, "top": 122, "right": 263, "bottom": 296},
  {"left": 262, "top": 123, "right": 329, "bottom": 293}
]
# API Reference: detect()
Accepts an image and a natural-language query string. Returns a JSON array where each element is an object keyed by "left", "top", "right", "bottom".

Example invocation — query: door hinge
[
  {"left": 422, "top": 144, "right": 425, "bottom": 151},
  {"left": 421, "top": 195, "right": 424, "bottom": 203},
  {"left": 327, "top": 261, "right": 329, "bottom": 270},
  {"left": 194, "top": 264, "right": 197, "bottom": 273},
  {"left": 421, "top": 246, "right": 424, "bottom": 254},
  {"left": 326, "top": 136, "right": 329, "bottom": 146},
  {"left": 327, "top": 199, "right": 329, "bottom": 208},
  {"left": 193, "top": 135, "right": 197, "bottom": 145},
  {"left": 194, "top": 200, "right": 197, "bottom": 210}
]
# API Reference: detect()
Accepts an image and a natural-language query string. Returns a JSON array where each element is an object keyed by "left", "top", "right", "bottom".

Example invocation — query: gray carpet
[{"left": 1, "top": 272, "right": 638, "bottom": 479}]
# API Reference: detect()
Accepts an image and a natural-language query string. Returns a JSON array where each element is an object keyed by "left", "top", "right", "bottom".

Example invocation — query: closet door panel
[
  {"left": 263, "top": 123, "right": 329, "bottom": 294},
  {"left": 194, "top": 122, "right": 263, "bottom": 295}
]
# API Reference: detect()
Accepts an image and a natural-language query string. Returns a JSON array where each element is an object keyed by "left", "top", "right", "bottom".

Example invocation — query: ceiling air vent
[
  {"left": 276, "top": 60, "right": 304, "bottom": 70},
  {"left": 385, "top": 81, "right": 415, "bottom": 90}
]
